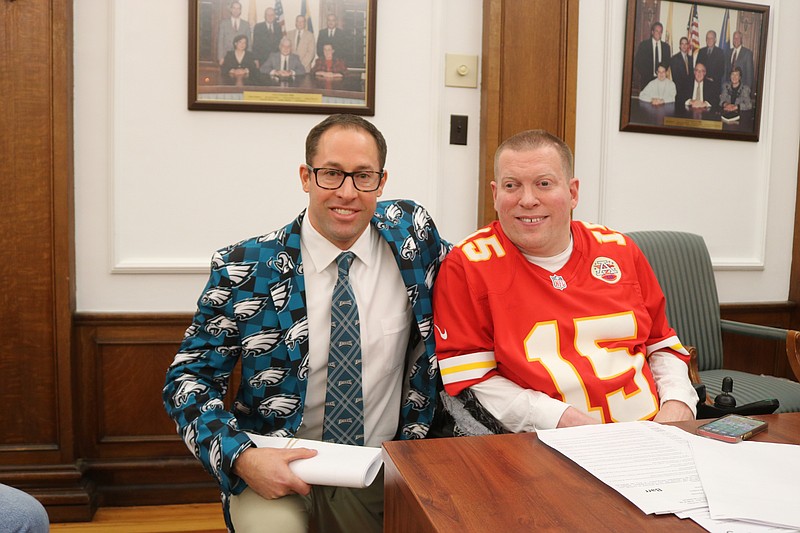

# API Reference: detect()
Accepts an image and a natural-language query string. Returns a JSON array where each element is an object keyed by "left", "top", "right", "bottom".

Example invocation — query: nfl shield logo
[{"left": 550, "top": 274, "right": 567, "bottom": 291}]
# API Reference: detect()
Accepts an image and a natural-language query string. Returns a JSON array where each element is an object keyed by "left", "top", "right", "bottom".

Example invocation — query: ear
[
  {"left": 300, "top": 165, "right": 311, "bottom": 193},
  {"left": 375, "top": 169, "right": 388, "bottom": 197},
  {"left": 569, "top": 178, "right": 580, "bottom": 210}
]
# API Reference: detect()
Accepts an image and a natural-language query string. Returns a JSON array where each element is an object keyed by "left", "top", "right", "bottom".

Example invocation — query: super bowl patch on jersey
[{"left": 591, "top": 257, "right": 621, "bottom": 284}]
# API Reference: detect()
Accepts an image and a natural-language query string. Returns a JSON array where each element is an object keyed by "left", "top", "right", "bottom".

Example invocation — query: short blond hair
[{"left": 494, "top": 129, "right": 574, "bottom": 179}]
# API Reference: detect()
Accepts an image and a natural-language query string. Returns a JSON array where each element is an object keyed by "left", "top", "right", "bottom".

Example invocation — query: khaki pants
[{"left": 229, "top": 471, "right": 384, "bottom": 533}]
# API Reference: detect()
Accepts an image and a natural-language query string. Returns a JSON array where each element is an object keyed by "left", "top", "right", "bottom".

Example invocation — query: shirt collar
[
  {"left": 522, "top": 233, "right": 574, "bottom": 265},
  {"left": 301, "top": 217, "right": 375, "bottom": 274}
]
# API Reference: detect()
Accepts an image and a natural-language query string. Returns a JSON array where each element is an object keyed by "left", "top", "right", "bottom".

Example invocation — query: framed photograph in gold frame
[
  {"left": 189, "top": 0, "right": 376, "bottom": 115},
  {"left": 620, "top": 0, "right": 769, "bottom": 141}
]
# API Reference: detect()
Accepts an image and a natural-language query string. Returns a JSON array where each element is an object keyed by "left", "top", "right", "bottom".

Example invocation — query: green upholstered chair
[{"left": 627, "top": 230, "right": 800, "bottom": 414}]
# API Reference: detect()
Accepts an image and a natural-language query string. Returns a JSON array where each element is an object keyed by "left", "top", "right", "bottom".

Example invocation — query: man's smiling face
[
  {"left": 492, "top": 146, "right": 579, "bottom": 257},
  {"left": 300, "top": 126, "right": 386, "bottom": 250}
]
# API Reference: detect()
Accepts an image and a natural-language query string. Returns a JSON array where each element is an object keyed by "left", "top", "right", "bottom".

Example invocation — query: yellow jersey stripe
[
  {"left": 646, "top": 336, "right": 689, "bottom": 356},
  {"left": 440, "top": 360, "right": 496, "bottom": 376},
  {"left": 438, "top": 351, "right": 497, "bottom": 385}
]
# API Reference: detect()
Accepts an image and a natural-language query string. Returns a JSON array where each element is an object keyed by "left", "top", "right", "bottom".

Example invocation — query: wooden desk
[{"left": 383, "top": 413, "right": 800, "bottom": 532}]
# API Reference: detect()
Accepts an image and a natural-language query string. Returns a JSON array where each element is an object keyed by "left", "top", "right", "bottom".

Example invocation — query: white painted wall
[
  {"left": 74, "top": 0, "right": 483, "bottom": 312},
  {"left": 74, "top": 0, "right": 799, "bottom": 312},
  {"left": 574, "top": 0, "right": 799, "bottom": 303}
]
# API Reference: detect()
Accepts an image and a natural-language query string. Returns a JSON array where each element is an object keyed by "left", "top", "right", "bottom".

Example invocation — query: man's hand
[
  {"left": 233, "top": 446, "right": 317, "bottom": 500},
  {"left": 556, "top": 406, "right": 601, "bottom": 428},
  {"left": 653, "top": 400, "right": 694, "bottom": 423}
]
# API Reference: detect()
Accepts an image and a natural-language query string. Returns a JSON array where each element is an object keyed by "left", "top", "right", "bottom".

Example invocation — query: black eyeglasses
[{"left": 306, "top": 165, "right": 384, "bottom": 192}]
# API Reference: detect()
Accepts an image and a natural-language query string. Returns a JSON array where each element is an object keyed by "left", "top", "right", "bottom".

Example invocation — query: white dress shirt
[
  {"left": 652, "top": 38, "right": 662, "bottom": 74},
  {"left": 296, "top": 220, "right": 412, "bottom": 447},
  {"left": 687, "top": 80, "right": 710, "bottom": 107},
  {"left": 731, "top": 46, "right": 741, "bottom": 65}
]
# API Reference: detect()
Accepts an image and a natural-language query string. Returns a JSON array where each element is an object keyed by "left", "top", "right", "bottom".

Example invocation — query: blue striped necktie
[{"left": 322, "top": 252, "right": 364, "bottom": 445}]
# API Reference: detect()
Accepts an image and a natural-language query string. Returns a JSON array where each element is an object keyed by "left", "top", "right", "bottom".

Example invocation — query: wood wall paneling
[
  {"left": 1, "top": 0, "right": 59, "bottom": 457},
  {"left": 720, "top": 303, "right": 798, "bottom": 380},
  {"left": 790, "top": 142, "right": 800, "bottom": 335},
  {"left": 73, "top": 314, "right": 234, "bottom": 508},
  {"left": 87, "top": 458, "right": 220, "bottom": 508},
  {"left": 75, "top": 315, "right": 190, "bottom": 460},
  {"left": 478, "top": 0, "right": 579, "bottom": 227},
  {"left": 0, "top": 0, "right": 84, "bottom": 522}
]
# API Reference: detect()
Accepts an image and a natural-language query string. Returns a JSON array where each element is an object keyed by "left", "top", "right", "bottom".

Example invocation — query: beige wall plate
[{"left": 445, "top": 54, "right": 479, "bottom": 88}]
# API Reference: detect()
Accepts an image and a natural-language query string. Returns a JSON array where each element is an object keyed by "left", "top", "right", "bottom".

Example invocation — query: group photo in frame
[
  {"left": 620, "top": 0, "right": 769, "bottom": 141},
  {"left": 188, "top": 0, "right": 376, "bottom": 115}
]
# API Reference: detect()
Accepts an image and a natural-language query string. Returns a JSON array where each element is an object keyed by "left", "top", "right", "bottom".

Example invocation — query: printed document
[
  {"left": 537, "top": 421, "right": 800, "bottom": 532},
  {"left": 689, "top": 437, "right": 800, "bottom": 529},
  {"left": 537, "top": 421, "right": 707, "bottom": 514},
  {"left": 245, "top": 433, "right": 383, "bottom": 488}
]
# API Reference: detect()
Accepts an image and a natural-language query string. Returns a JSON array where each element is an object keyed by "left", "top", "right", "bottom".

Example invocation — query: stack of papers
[
  {"left": 537, "top": 422, "right": 800, "bottom": 532},
  {"left": 245, "top": 433, "right": 383, "bottom": 488}
]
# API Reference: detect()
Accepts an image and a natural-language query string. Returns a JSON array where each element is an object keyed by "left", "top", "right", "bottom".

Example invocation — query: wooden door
[
  {"left": 479, "top": 0, "right": 579, "bottom": 227},
  {"left": 0, "top": 0, "right": 85, "bottom": 522}
]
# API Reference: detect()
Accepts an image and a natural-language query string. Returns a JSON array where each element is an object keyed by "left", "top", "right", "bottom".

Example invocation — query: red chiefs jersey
[{"left": 433, "top": 220, "right": 690, "bottom": 423}]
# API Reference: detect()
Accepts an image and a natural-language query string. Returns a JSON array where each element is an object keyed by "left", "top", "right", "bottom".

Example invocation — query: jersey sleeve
[
  {"left": 433, "top": 249, "right": 499, "bottom": 395},
  {"left": 630, "top": 240, "right": 692, "bottom": 366}
]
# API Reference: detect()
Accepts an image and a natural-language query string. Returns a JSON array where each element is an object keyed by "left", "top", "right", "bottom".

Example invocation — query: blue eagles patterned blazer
[{"left": 163, "top": 199, "right": 449, "bottom": 504}]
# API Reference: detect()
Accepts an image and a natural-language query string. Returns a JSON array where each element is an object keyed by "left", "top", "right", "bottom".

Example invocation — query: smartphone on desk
[{"left": 696, "top": 414, "right": 768, "bottom": 443}]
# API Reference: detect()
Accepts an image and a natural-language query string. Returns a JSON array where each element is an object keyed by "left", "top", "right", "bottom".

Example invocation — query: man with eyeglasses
[{"left": 164, "top": 114, "right": 450, "bottom": 532}]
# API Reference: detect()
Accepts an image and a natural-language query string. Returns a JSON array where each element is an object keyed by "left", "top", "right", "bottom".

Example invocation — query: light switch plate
[
  {"left": 450, "top": 115, "right": 468, "bottom": 145},
  {"left": 445, "top": 54, "right": 478, "bottom": 88}
]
